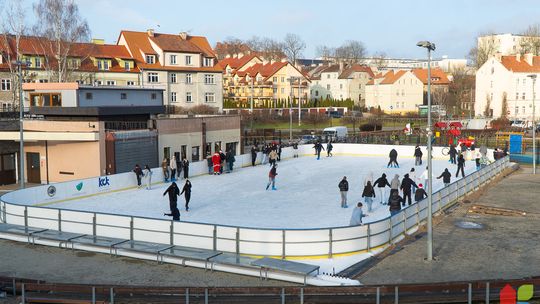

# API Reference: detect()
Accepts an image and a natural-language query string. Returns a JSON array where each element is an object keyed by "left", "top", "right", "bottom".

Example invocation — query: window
[
  {"left": 97, "top": 60, "right": 102, "bottom": 70},
  {"left": 203, "top": 57, "right": 213, "bottom": 66},
  {"left": 281, "top": 88, "right": 285, "bottom": 94},
  {"left": 327, "top": 84, "right": 331, "bottom": 90},
  {"left": 401, "top": 89, "right": 405, "bottom": 96},
  {"left": 523, "top": 78, "right": 526, "bottom": 87},
  {"left": 281, "top": 77, "right": 285, "bottom": 83},
  {"left": 120, "top": 93, "right": 127, "bottom": 100},
  {"left": 490, "top": 81, "right": 493, "bottom": 88},
  {"left": 327, "top": 74, "right": 330, "bottom": 79},
  {"left": 185, "top": 55, "right": 192, "bottom": 65},
  {"left": 522, "top": 106, "right": 526, "bottom": 114},
  {"left": 106, "top": 80, "right": 116, "bottom": 86},
  {"left": 205, "top": 92, "right": 215, "bottom": 103},
  {"left": 185, "top": 73, "right": 192, "bottom": 84},
  {"left": 39, "top": 79, "right": 48, "bottom": 83},
  {"left": 204, "top": 74, "right": 215, "bottom": 84},
  {"left": 191, "top": 146, "right": 200, "bottom": 162},
  {"left": 273, "top": 88, "right": 277, "bottom": 93},
  {"left": 98, "top": 60, "right": 109, "bottom": 71},
  {"left": 340, "top": 84, "right": 343, "bottom": 89},
  {"left": 516, "top": 92, "right": 519, "bottom": 100},
  {"left": 124, "top": 61, "right": 130, "bottom": 71},
  {"left": 29, "top": 93, "right": 61, "bottom": 107},
  {"left": 35, "top": 57, "right": 41, "bottom": 68},
  {"left": 145, "top": 55, "right": 155, "bottom": 64},
  {"left": 171, "top": 92, "right": 177, "bottom": 102},
  {"left": 147, "top": 72, "right": 159, "bottom": 83},
  {"left": 396, "top": 90, "right": 399, "bottom": 96},
  {"left": 170, "top": 73, "right": 177, "bottom": 83},
  {"left": 0, "top": 79, "right": 11, "bottom": 91},
  {"left": 396, "top": 102, "right": 400, "bottom": 108},
  {"left": 515, "top": 106, "right": 519, "bottom": 114},
  {"left": 522, "top": 92, "right": 526, "bottom": 100},
  {"left": 273, "top": 77, "right": 277, "bottom": 82},
  {"left": 127, "top": 81, "right": 135, "bottom": 86},
  {"left": 151, "top": 93, "right": 157, "bottom": 100},
  {"left": 186, "top": 92, "right": 192, "bottom": 103},
  {"left": 315, "top": 90, "right": 319, "bottom": 97},
  {"left": 94, "top": 80, "right": 102, "bottom": 86},
  {"left": 402, "top": 102, "right": 405, "bottom": 108},
  {"left": 170, "top": 55, "right": 177, "bottom": 65}
]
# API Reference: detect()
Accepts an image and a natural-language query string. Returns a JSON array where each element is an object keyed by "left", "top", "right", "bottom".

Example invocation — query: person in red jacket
[
  {"left": 266, "top": 164, "right": 278, "bottom": 190},
  {"left": 212, "top": 152, "right": 221, "bottom": 175}
]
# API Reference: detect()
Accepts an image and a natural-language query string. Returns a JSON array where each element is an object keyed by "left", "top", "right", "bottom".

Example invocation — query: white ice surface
[{"left": 49, "top": 154, "right": 476, "bottom": 229}]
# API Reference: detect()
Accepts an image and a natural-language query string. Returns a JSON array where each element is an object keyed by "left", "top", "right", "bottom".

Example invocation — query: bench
[
  {"left": 68, "top": 235, "right": 129, "bottom": 255},
  {"left": 157, "top": 245, "right": 222, "bottom": 269},
  {"left": 29, "top": 230, "right": 86, "bottom": 248},
  {"left": 111, "top": 240, "right": 174, "bottom": 261},
  {"left": 251, "top": 257, "right": 320, "bottom": 285},
  {"left": 0, "top": 223, "right": 47, "bottom": 243}
]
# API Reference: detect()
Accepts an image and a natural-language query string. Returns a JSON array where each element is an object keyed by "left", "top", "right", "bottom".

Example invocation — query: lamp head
[
  {"left": 527, "top": 74, "right": 537, "bottom": 80},
  {"left": 417, "top": 41, "right": 436, "bottom": 51}
]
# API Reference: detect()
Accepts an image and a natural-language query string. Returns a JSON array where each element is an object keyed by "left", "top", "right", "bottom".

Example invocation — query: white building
[
  {"left": 475, "top": 53, "right": 540, "bottom": 119},
  {"left": 365, "top": 70, "right": 424, "bottom": 113},
  {"left": 309, "top": 64, "right": 374, "bottom": 106},
  {"left": 477, "top": 33, "right": 533, "bottom": 56}
]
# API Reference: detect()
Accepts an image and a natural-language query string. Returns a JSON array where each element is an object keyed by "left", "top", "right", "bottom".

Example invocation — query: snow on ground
[{"left": 49, "top": 154, "right": 476, "bottom": 229}]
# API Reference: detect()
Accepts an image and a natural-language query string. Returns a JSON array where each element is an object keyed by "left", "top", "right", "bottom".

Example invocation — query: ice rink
[{"left": 48, "top": 154, "right": 476, "bottom": 229}]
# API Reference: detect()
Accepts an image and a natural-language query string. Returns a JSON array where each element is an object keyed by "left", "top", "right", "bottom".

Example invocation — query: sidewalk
[{"left": 356, "top": 167, "right": 540, "bottom": 284}]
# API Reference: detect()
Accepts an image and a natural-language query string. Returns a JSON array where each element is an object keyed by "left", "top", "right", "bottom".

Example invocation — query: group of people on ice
[
  {"left": 161, "top": 157, "right": 190, "bottom": 183},
  {"left": 207, "top": 149, "right": 236, "bottom": 175},
  {"left": 162, "top": 180, "right": 192, "bottom": 221},
  {"left": 312, "top": 140, "right": 333, "bottom": 160}
]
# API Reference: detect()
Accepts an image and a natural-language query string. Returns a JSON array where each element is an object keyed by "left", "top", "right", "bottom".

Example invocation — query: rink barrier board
[{"left": 0, "top": 145, "right": 509, "bottom": 260}]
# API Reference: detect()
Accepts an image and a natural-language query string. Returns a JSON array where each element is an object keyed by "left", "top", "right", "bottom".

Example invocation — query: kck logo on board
[{"left": 98, "top": 176, "right": 110, "bottom": 187}]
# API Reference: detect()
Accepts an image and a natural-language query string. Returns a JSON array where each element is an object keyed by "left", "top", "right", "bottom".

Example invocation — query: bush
[
  {"left": 359, "top": 122, "right": 382, "bottom": 131},
  {"left": 490, "top": 117, "right": 511, "bottom": 130}
]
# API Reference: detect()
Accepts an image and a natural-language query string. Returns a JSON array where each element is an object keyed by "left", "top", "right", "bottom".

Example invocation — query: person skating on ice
[
  {"left": 170, "top": 156, "right": 177, "bottom": 182},
  {"left": 292, "top": 141, "right": 299, "bottom": 158},
  {"left": 182, "top": 158, "right": 189, "bottom": 179},
  {"left": 266, "top": 164, "right": 278, "bottom": 190},
  {"left": 389, "top": 174, "right": 400, "bottom": 203},
  {"left": 269, "top": 149, "right": 278, "bottom": 167},
  {"left": 327, "top": 140, "right": 333, "bottom": 157},
  {"left": 180, "top": 179, "right": 192, "bottom": 211},
  {"left": 212, "top": 152, "right": 221, "bottom": 175},
  {"left": 373, "top": 173, "right": 391, "bottom": 205},
  {"left": 163, "top": 181, "right": 179, "bottom": 213},
  {"left": 449, "top": 144, "right": 457, "bottom": 164},
  {"left": 250, "top": 145, "right": 258, "bottom": 166},
  {"left": 161, "top": 157, "right": 169, "bottom": 182},
  {"left": 164, "top": 207, "right": 180, "bottom": 221},
  {"left": 388, "top": 148, "right": 399, "bottom": 168},
  {"left": 414, "top": 145, "right": 423, "bottom": 166},
  {"left": 133, "top": 164, "right": 143, "bottom": 188},
  {"left": 313, "top": 141, "right": 325, "bottom": 160},
  {"left": 143, "top": 165, "right": 152, "bottom": 190},
  {"left": 415, "top": 184, "right": 428, "bottom": 203},
  {"left": 361, "top": 181, "right": 376, "bottom": 212},
  {"left": 338, "top": 176, "right": 349, "bottom": 208},
  {"left": 349, "top": 202, "right": 367, "bottom": 226},
  {"left": 400, "top": 173, "right": 417, "bottom": 206},
  {"left": 389, "top": 191, "right": 404, "bottom": 216},
  {"left": 456, "top": 153, "right": 466, "bottom": 178},
  {"left": 437, "top": 168, "right": 452, "bottom": 187},
  {"left": 226, "top": 149, "right": 235, "bottom": 173}
]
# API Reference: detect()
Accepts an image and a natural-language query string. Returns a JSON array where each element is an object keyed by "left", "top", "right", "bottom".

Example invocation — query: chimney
[
  {"left": 225, "top": 54, "right": 231, "bottom": 59},
  {"left": 270, "top": 59, "right": 275, "bottom": 64},
  {"left": 516, "top": 53, "right": 521, "bottom": 62},
  {"left": 262, "top": 59, "right": 269, "bottom": 65},
  {"left": 238, "top": 53, "right": 244, "bottom": 59},
  {"left": 232, "top": 53, "right": 238, "bottom": 59},
  {"left": 281, "top": 57, "right": 287, "bottom": 63},
  {"left": 91, "top": 38, "right": 105, "bottom": 45},
  {"left": 179, "top": 32, "right": 188, "bottom": 40},
  {"left": 147, "top": 29, "right": 154, "bottom": 37},
  {"left": 495, "top": 52, "right": 502, "bottom": 61},
  {"left": 524, "top": 53, "right": 533, "bottom": 65}
]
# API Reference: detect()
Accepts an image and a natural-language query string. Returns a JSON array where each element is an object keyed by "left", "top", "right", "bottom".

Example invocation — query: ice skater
[
  {"left": 226, "top": 149, "right": 235, "bottom": 173},
  {"left": 389, "top": 174, "right": 400, "bottom": 203},
  {"left": 456, "top": 153, "right": 465, "bottom": 178},
  {"left": 415, "top": 184, "right": 427, "bottom": 203},
  {"left": 170, "top": 157, "right": 177, "bottom": 182},
  {"left": 388, "top": 148, "right": 399, "bottom": 168},
  {"left": 269, "top": 148, "right": 278, "bottom": 167},
  {"left": 414, "top": 145, "right": 423, "bottom": 166},
  {"left": 400, "top": 173, "right": 417, "bottom": 206},
  {"left": 313, "top": 141, "right": 324, "bottom": 160},
  {"left": 161, "top": 158, "right": 169, "bottom": 182},
  {"left": 250, "top": 145, "right": 258, "bottom": 166},
  {"left": 361, "top": 181, "right": 376, "bottom": 212},
  {"left": 437, "top": 168, "right": 452, "bottom": 187},
  {"left": 266, "top": 164, "right": 278, "bottom": 190},
  {"left": 164, "top": 207, "right": 180, "bottom": 221},
  {"left": 338, "top": 176, "right": 349, "bottom": 208},
  {"left": 449, "top": 144, "right": 457, "bottom": 164},
  {"left": 420, "top": 166, "right": 430, "bottom": 192},
  {"left": 182, "top": 158, "right": 189, "bottom": 179},
  {"left": 293, "top": 142, "right": 299, "bottom": 158},
  {"left": 326, "top": 140, "right": 333, "bottom": 157},
  {"left": 349, "top": 202, "right": 367, "bottom": 226},
  {"left": 389, "top": 191, "right": 404, "bottom": 216},
  {"left": 133, "top": 164, "right": 143, "bottom": 188},
  {"left": 163, "top": 182, "right": 180, "bottom": 212},
  {"left": 212, "top": 151, "right": 221, "bottom": 175},
  {"left": 373, "top": 173, "right": 390, "bottom": 205},
  {"left": 180, "top": 179, "right": 192, "bottom": 211},
  {"left": 143, "top": 165, "right": 152, "bottom": 190}
]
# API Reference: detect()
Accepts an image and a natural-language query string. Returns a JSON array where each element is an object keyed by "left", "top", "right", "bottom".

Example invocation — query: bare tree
[
  {"left": 468, "top": 32, "right": 499, "bottom": 69},
  {"left": 520, "top": 24, "right": 540, "bottom": 55},
  {"left": 246, "top": 36, "right": 284, "bottom": 61},
  {"left": 1, "top": 0, "right": 28, "bottom": 109},
  {"left": 447, "top": 67, "right": 474, "bottom": 114},
  {"left": 316, "top": 45, "right": 335, "bottom": 60},
  {"left": 335, "top": 40, "right": 366, "bottom": 64},
  {"left": 282, "top": 33, "right": 305, "bottom": 65},
  {"left": 215, "top": 36, "right": 249, "bottom": 59},
  {"left": 501, "top": 92, "right": 508, "bottom": 119},
  {"left": 32, "top": 0, "right": 90, "bottom": 82},
  {"left": 371, "top": 51, "right": 387, "bottom": 69}
]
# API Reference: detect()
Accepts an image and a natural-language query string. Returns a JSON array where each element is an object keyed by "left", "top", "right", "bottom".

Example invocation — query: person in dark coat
[
  {"left": 133, "top": 164, "right": 143, "bottom": 188},
  {"left": 206, "top": 155, "right": 213, "bottom": 175},
  {"left": 400, "top": 173, "right": 418, "bottom": 206},
  {"left": 163, "top": 182, "right": 180, "bottom": 212},
  {"left": 226, "top": 150, "right": 236, "bottom": 172},
  {"left": 277, "top": 144, "right": 282, "bottom": 161},
  {"left": 164, "top": 207, "right": 180, "bottom": 221},
  {"left": 456, "top": 153, "right": 465, "bottom": 178},
  {"left": 292, "top": 142, "right": 299, "bottom": 158},
  {"left": 389, "top": 191, "right": 403, "bottom": 216},
  {"left": 219, "top": 150, "right": 226, "bottom": 174},
  {"left": 414, "top": 145, "right": 423, "bottom": 166},
  {"left": 327, "top": 141, "right": 334, "bottom": 157},
  {"left": 373, "top": 173, "right": 391, "bottom": 205},
  {"left": 250, "top": 145, "right": 258, "bottom": 166},
  {"left": 266, "top": 164, "right": 278, "bottom": 190},
  {"left": 338, "top": 176, "right": 349, "bottom": 208},
  {"left": 313, "top": 141, "right": 325, "bottom": 160},
  {"left": 449, "top": 145, "right": 457, "bottom": 164},
  {"left": 180, "top": 179, "right": 192, "bottom": 211},
  {"left": 182, "top": 158, "right": 189, "bottom": 179},
  {"left": 361, "top": 181, "right": 376, "bottom": 212},
  {"left": 176, "top": 156, "right": 183, "bottom": 178},
  {"left": 415, "top": 183, "right": 428, "bottom": 202},
  {"left": 388, "top": 149, "right": 399, "bottom": 168},
  {"left": 437, "top": 168, "right": 452, "bottom": 187}
]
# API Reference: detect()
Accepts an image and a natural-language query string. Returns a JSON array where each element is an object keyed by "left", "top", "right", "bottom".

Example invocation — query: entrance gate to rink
[{"left": 0, "top": 144, "right": 511, "bottom": 261}]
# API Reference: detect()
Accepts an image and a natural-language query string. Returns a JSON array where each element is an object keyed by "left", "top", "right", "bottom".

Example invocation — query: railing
[{"left": 0, "top": 145, "right": 510, "bottom": 260}]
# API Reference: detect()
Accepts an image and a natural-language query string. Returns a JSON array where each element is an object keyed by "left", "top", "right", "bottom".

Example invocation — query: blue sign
[{"left": 98, "top": 176, "right": 110, "bottom": 187}]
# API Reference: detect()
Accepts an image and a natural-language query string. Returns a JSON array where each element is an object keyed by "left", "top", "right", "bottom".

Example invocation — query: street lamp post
[
  {"left": 417, "top": 40, "right": 436, "bottom": 261},
  {"left": 298, "top": 79, "right": 302, "bottom": 126},
  {"left": 288, "top": 77, "right": 296, "bottom": 141},
  {"left": 12, "top": 60, "right": 26, "bottom": 189},
  {"left": 527, "top": 74, "right": 537, "bottom": 174}
]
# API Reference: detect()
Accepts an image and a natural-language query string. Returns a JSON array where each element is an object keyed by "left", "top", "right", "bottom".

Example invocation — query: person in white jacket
[
  {"left": 143, "top": 165, "right": 152, "bottom": 190},
  {"left": 169, "top": 157, "right": 177, "bottom": 182},
  {"left": 420, "top": 166, "right": 430, "bottom": 192}
]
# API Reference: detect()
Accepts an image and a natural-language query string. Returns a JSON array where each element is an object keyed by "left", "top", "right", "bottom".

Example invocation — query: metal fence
[{"left": 0, "top": 145, "right": 510, "bottom": 260}]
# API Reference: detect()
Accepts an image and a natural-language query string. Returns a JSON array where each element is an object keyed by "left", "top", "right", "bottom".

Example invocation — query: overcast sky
[{"left": 16, "top": 0, "right": 540, "bottom": 59}]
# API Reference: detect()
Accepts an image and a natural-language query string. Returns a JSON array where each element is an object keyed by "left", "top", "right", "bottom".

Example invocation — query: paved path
[{"left": 357, "top": 167, "right": 540, "bottom": 284}]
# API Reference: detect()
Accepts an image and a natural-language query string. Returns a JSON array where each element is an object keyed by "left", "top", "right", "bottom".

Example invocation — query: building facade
[{"left": 365, "top": 70, "right": 424, "bottom": 113}]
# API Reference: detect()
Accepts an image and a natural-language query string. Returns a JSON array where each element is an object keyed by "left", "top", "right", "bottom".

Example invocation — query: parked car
[
  {"left": 323, "top": 126, "right": 348, "bottom": 142},
  {"left": 326, "top": 110, "right": 343, "bottom": 118},
  {"left": 298, "top": 134, "right": 318, "bottom": 144}
]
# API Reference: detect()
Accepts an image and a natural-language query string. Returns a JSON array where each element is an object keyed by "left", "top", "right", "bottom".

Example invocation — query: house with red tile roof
[
  {"left": 475, "top": 53, "right": 540, "bottom": 119},
  {"left": 365, "top": 70, "right": 424, "bottom": 113},
  {"left": 308, "top": 64, "right": 374, "bottom": 106},
  {"left": 117, "top": 29, "right": 223, "bottom": 109}
]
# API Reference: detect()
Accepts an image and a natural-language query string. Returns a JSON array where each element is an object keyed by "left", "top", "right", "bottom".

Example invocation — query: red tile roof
[
  {"left": 243, "top": 62, "right": 288, "bottom": 80},
  {"left": 380, "top": 70, "right": 407, "bottom": 85},
  {"left": 500, "top": 55, "right": 540, "bottom": 73},
  {"left": 339, "top": 64, "right": 375, "bottom": 79},
  {"left": 412, "top": 68, "right": 450, "bottom": 85},
  {"left": 219, "top": 54, "right": 260, "bottom": 70}
]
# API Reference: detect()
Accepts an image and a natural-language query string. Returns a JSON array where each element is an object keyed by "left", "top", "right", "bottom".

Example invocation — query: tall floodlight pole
[
  {"left": 417, "top": 41, "right": 436, "bottom": 261},
  {"left": 528, "top": 74, "right": 537, "bottom": 174},
  {"left": 12, "top": 60, "right": 26, "bottom": 189},
  {"left": 298, "top": 78, "right": 302, "bottom": 126}
]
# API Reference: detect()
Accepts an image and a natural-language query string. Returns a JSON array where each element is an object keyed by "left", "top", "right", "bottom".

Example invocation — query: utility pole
[
  {"left": 298, "top": 78, "right": 302, "bottom": 126},
  {"left": 527, "top": 74, "right": 537, "bottom": 174},
  {"left": 13, "top": 61, "right": 26, "bottom": 189}
]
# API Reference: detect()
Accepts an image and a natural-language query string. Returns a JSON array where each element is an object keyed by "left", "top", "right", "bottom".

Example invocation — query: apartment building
[
  {"left": 117, "top": 30, "right": 223, "bottom": 110},
  {"left": 477, "top": 33, "right": 539, "bottom": 56},
  {"left": 475, "top": 53, "right": 540, "bottom": 119},
  {"left": 365, "top": 70, "right": 424, "bottom": 113},
  {"left": 309, "top": 64, "right": 374, "bottom": 106}
]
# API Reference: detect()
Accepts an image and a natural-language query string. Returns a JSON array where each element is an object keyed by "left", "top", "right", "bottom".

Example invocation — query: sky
[{"left": 12, "top": 0, "right": 540, "bottom": 60}]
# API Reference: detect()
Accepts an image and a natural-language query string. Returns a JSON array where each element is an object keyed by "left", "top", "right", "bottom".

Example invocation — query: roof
[
  {"left": 380, "top": 70, "right": 408, "bottom": 85},
  {"left": 500, "top": 55, "right": 540, "bottom": 73},
  {"left": 219, "top": 54, "right": 260, "bottom": 70},
  {"left": 412, "top": 68, "right": 450, "bottom": 85},
  {"left": 23, "top": 83, "right": 79, "bottom": 91},
  {"left": 243, "top": 62, "right": 288, "bottom": 79},
  {"left": 338, "top": 64, "right": 375, "bottom": 79}
]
